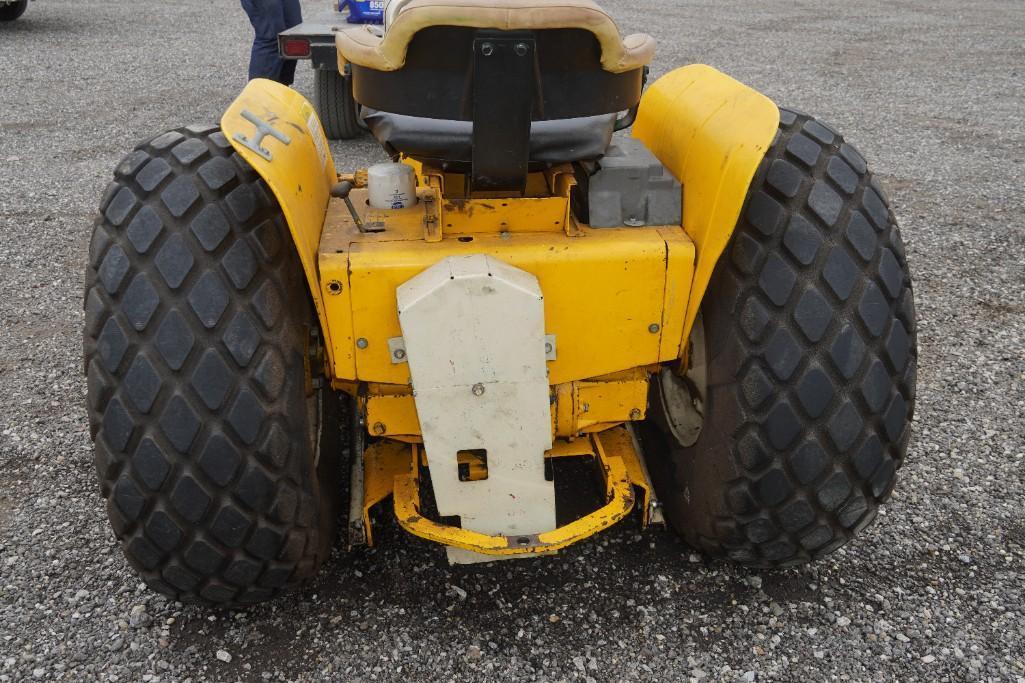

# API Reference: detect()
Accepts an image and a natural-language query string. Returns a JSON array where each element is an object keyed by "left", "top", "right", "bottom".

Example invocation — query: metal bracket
[
  {"left": 471, "top": 33, "right": 535, "bottom": 193},
  {"left": 545, "top": 167, "right": 583, "bottom": 237},
  {"left": 544, "top": 334, "right": 557, "bottom": 361},
  {"left": 422, "top": 190, "right": 441, "bottom": 243},
  {"left": 347, "top": 397, "right": 368, "bottom": 549},
  {"left": 232, "top": 109, "right": 291, "bottom": 161},
  {"left": 358, "top": 209, "right": 387, "bottom": 234},
  {"left": 388, "top": 337, "right": 407, "bottom": 364},
  {"left": 625, "top": 424, "right": 664, "bottom": 526},
  {"left": 421, "top": 175, "right": 445, "bottom": 243}
]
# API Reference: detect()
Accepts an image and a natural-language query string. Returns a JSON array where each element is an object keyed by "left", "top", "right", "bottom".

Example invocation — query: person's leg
[
  {"left": 241, "top": 0, "right": 263, "bottom": 82},
  {"left": 278, "top": 0, "right": 303, "bottom": 85},
  {"left": 242, "top": 0, "right": 289, "bottom": 83},
  {"left": 282, "top": 0, "right": 302, "bottom": 28}
]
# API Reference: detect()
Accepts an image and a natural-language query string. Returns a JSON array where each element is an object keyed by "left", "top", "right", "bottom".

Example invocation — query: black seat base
[
  {"left": 352, "top": 26, "right": 639, "bottom": 190},
  {"left": 364, "top": 110, "right": 617, "bottom": 173}
]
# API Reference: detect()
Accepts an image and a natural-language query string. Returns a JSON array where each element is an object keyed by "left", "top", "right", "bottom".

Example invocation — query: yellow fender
[
  {"left": 220, "top": 79, "right": 338, "bottom": 365},
  {"left": 633, "top": 64, "right": 780, "bottom": 357}
]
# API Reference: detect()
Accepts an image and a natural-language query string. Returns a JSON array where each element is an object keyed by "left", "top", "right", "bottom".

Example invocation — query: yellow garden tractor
[{"left": 84, "top": 0, "right": 917, "bottom": 604}]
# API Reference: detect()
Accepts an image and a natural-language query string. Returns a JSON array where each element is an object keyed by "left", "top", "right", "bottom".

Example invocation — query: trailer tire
[
  {"left": 644, "top": 108, "right": 917, "bottom": 568},
  {"left": 84, "top": 125, "right": 341, "bottom": 605},
  {"left": 315, "top": 68, "right": 362, "bottom": 140},
  {"left": 0, "top": 0, "right": 28, "bottom": 21}
]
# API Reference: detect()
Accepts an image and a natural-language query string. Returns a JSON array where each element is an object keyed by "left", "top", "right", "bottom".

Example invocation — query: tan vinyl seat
[{"left": 336, "top": 0, "right": 655, "bottom": 74}]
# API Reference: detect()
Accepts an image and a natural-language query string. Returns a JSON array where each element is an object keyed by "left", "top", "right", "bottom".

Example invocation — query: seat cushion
[
  {"left": 364, "top": 109, "right": 617, "bottom": 168},
  {"left": 337, "top": 0, "right": 655, "bottom": 74}
]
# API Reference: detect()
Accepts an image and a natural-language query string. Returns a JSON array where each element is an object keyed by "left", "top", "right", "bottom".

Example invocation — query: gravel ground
[{"left": 2, "top": 0, "right": 1024, "bottom": 681}]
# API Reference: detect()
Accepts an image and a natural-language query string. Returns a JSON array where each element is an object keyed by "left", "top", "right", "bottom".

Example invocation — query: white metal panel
[{"left": 397, "top": 255, "right": 555, "bottom": 563}]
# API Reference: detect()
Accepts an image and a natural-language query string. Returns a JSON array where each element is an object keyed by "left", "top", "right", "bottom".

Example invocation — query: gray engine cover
[{"left": 588, "top": 137, "right": 682, "bottom": 228}]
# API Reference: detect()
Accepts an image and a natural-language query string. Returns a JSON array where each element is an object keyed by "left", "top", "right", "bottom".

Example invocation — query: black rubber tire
[
  {"left": 84, "top": 125, "right": 341, "bottom": 605},
  {"left": 644, "top": 108, "right": 917, "bottom": 567},
  {"left": 315, "top": 68, "right": 362, "bottom": 140},
  {"left": 0, "top": 0, "right": 28, "bottom": 21}
]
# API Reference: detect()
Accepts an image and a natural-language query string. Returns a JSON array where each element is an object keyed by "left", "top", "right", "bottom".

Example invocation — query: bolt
[
  {"left": 393, "top": 348, "right": 406, "bottom": 360},
  {"left": 372, "top": 422, "right": 386, "bottom": 436},
  {"left": 472, "top": 383, "right": 486, "bottom": 397},
  {"left": 545, "top": 342, "right": 553, "bottom": 355},
  {"left": 630, "top": 408, "right": 642, "bottom": 420},
  {"left": 648, "top": 323, "right": 661, "bottom": 334},
  {"left": 356, "top": 337, "right": 368, "bottom": 349},
  {"left": 326, "top": 280, "right": 343, "bottom": 295},
  {"left": 481, "top": 42, "right": 494, "bottom": 57},
  {"left": 514, "top": 42, "right": 529, "bottom": 57}
]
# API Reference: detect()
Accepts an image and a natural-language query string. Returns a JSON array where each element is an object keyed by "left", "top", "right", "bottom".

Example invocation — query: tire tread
[
  {"left": 649, "top": 109, "right": 917, "bottom": 567},
  {"left": 315, "top": 69, "right": 362, "bottom": 140},
  {"left": 84, "top": 127, "right": 336, "bottom": 605}
]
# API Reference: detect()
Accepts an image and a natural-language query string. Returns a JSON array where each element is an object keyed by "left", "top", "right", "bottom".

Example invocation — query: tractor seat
[{"left": 336, "top": 0, "right": 656, "bottom": 191}]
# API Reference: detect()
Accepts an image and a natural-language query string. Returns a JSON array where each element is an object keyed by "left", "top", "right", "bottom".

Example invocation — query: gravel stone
[
  {"left": 1, "top": 1, "right": 1024, "bottom": 682},
  {"left": 128, "top": 605, "right": 151, "bottom": 629}
]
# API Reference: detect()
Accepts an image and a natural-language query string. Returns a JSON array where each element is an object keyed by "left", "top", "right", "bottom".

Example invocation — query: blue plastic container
[{"left": 339, "top": 0, "right": 385, "bottom": 24}]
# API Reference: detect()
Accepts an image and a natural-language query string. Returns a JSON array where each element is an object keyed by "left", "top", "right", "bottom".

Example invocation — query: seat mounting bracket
[{"left": 471, "top": 31, "right": 536, "bottom": 193}]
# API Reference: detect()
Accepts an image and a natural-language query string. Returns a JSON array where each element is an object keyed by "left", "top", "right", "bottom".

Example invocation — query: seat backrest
[
  {"left": 349, "top": 26, "right": 644, "bottom": 122},
  {"left": 336, "top": 0, "right": 656, "bottom": 192},
  {"left": 340, "top": 0, "right": 654, "bottom": 74}
]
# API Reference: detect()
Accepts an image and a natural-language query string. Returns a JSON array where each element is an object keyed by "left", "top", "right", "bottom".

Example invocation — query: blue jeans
[{"left": 241, "top": 0, "right": 303, "bottom": 85}]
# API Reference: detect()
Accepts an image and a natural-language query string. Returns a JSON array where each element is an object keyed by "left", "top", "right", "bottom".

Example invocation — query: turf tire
[
  {"left": 644, "top": 108, "right": 917, "bottom": 567},
  {"left": 84, "top": 125, "right": 341, "bottom": 605}
]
